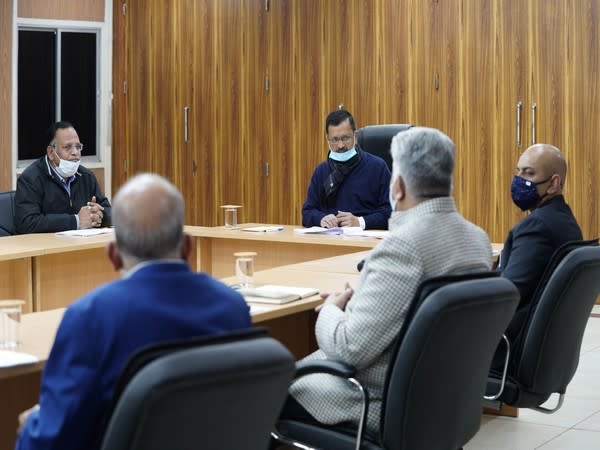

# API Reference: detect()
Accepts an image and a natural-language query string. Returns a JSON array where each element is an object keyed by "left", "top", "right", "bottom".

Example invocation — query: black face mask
[{"left": 510, "top": 175, "right": 551, "bottom": 211}]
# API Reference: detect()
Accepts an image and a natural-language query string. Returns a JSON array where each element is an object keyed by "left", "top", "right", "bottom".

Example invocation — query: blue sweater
[{"left": 302, "top": 152, "right": 392, "bottom": 229}]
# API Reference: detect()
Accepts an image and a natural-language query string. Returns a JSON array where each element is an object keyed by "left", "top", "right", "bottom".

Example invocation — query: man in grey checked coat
[{"left": 288, "top": 127, "right": 493, "bottom": 433}]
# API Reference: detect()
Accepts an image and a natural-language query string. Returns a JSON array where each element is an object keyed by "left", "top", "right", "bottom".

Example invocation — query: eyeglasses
[
  {"left": 52, "top": 143, "right": 84, "bottom": 152},
  {"left": 326, "top": 134, "right": 354, "bottom": 145}
]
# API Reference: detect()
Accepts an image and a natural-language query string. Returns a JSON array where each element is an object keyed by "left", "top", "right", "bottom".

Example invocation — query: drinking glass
[
  {"left": 0, "top": 300, "right": 25, "bottom": 349},
  {"left": 234, "top": 252, "right": 257, "bottom": 288}
]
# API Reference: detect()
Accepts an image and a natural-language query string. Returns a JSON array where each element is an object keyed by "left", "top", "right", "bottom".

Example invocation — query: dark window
[
  {"left": 18, "top": 29, "right": 98, "bottom": 161},
  {"left": 18, "top": 30, "right": 56, "bottom": 160}
]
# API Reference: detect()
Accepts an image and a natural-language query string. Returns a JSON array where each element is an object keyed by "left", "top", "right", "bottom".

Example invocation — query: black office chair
[
  {"left": 100, "top": 328, "right": 295, "bottom": 450},
  {"left": 356, "top": 124, "right": 413, "bottom": 170},
  {"left": 0, "top": 190, "right": 16, "bottom": 236},
  {"left": 486, "top": 245, "right": 600, "bottom": 413},
  {"left": 273, "top": 274, "right": 519, "bottom": 450}
]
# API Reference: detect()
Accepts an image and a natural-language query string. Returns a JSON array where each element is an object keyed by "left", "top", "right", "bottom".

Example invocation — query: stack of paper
[
  {"left": 293, "top": 226, "right": 345, "bottom": 235},
  {"left": 342, "top": 229, "right": 389, "bottom": 239},
  {"left": 56, "top": 228, "right": 113, "bottom": 237},
  {"left": 293, "top": 226, "right": 387, "bottom": 238},
  {"left": 240, "top": 284, "right": 319, "bottom": 304},
  {"left": 241, "top": 226, "right": 284, "bottom": 232}
]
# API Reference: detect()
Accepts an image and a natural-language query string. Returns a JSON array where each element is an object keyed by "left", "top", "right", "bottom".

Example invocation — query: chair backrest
[
  {"left": 527, "top": 239, "right": 599, "bottom": 310},
  {"left": 514, "top": 246, "right": 600, "bottom": 394},
  {"left": 380, "top": 276, "right": 519, "bottom": 450},
  {"left": 100, "top": 329, "right": 295, "bottom": 450},
  {"left": 356, "top": 124, "right": 412, "bottom": 170},
  {"left": 508, "top": 238, "right": 598, "bottom": 370},
  {"left": 0, "top": 190, "right": 16, "bottom": 236}
]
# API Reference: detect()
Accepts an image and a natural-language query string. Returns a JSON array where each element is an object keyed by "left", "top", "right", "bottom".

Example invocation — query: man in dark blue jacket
[
  {"left": 302, "top": 109, "right": 392, "bottom": 230},
  {"left": 15, "top": 121, "right": 111, "bottom": 234},
  {"left": 15, "top": 173, "right": 252, "bottom": 450},
  {"left": 499, "top": 143, "right": 582, "bottom": 348}
]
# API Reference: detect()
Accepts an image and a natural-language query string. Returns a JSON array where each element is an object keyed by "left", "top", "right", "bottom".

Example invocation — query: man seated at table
[
  {"left": 496, "top": 143, "right": 582, "bottom": 363},
  {"left": 15, "top": 173, "right": 252, "bottom": 450},
  {"left": 284, "top": 127, "right": 493, "bottom": 432},
  {"left": 14, "top": 121, "right": 111, "bottom": 234},
  {"left": 301, "top": 108, "right": 392, "bottom": 230}
]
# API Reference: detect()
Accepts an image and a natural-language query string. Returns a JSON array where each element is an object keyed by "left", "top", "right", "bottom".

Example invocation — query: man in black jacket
[
  {"left": 498, "top": 143, "right": 582, "bottom": 352},
  {"left": 15, "top": 121, "right": 111, "bottom": 234}
]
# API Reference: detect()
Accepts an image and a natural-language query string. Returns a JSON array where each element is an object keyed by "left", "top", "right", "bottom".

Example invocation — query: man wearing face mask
[
  {"left": 280, "top": 127, "right": 492, "bottom": 434},
  {"left": 15, "top": 173, "right": 251, "bottom": 450},
  {"left": 302, "top": 109, "right": 392, "bottom": 230},
  {"left": 14, "top": 121, "right": 111, "bottom": 234},
  {"left": 497, "top": 143, "right": 582, "bottom": 349}
]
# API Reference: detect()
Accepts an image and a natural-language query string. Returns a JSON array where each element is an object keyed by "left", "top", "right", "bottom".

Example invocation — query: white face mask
[
  {"left": 53, "top": 150, "right": 80, "bottom": 178},
  {"left": 389, "top": 175, "right": 397, "bottom": 211}
]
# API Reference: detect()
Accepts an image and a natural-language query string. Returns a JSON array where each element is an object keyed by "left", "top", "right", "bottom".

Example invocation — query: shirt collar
[
  {"left": 389, "top": 197, "right": 457, "bottom": 230},
  {"left": 122, "top": 259, "right": 188, "bottom": 279}
]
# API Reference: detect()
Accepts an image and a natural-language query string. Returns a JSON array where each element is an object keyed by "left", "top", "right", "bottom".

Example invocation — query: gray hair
[
  {"left": 112, "top": 173, "right": 184, "bottom": 261},
  {"left": 390, "top": 127, "right": 455, "bottom": 197}
]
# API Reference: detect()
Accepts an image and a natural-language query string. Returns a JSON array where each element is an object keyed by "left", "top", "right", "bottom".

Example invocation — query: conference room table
[
  {"left": 185, "top": 224, "right": 385, "bottom": 278},
  {"left": 0, "top": 257, "right": 364, "bottom": 449},
  {"left": 1, "top": 248, "right": 516, "bottom": 448},
  {"left": 0, "top": 225, "right": 384, "bottom": 313},
  {"left": 0, "top": 227, "right": 507, "bottom": 448}
]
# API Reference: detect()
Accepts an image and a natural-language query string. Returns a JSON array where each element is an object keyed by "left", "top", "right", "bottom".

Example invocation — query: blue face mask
[
  {"left": 329, "top": 147, "right": 357, "bottom": 162},
  {"left": 511, "top": 175, "right": 551, "bottom": 211}
]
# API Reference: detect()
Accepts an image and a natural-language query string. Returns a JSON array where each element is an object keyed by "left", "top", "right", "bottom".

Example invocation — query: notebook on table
[{"left": 239, "top": 284, "right": 320, "bottom": 305}]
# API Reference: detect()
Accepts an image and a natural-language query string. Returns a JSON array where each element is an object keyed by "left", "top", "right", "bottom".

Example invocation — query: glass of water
[
  {"left": 221, "top": 205, "right": 242, "bottom": 228},
  {"left": 0, "top": 300, "right": 25, "bottom": 349},
  {"left": 234, "top": 252, "right": 257, "bottom": 288}
]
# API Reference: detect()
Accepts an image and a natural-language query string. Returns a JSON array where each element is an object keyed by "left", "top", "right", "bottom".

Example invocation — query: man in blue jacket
[
  {"left": 302, "top": 109, "right": 392, "bottom": 230},
  {"left": 15, "top": 173, "right": 252, "bottom": 450}
]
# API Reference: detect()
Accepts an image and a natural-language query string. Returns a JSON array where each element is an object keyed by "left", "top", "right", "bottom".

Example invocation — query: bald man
[
  {"left": 497, "top": 144, "right": 582, "bottom": 358},
  {"left": 16, "top": 174, "right": 251, "bottom": 450}
]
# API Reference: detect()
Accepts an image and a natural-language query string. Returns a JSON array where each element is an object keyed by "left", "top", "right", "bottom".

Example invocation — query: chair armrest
[
  {"left": 292, "top": 359, "right": 367, "bottom": 450},
  {"left": 295, "top": 359, "right": 357, "bottom": 379},
  {"left": 485, "top": 334, "right": 510, "bottom": 401}
]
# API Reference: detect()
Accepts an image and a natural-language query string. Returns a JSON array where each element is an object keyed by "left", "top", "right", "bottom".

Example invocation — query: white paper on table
[
  {"left": 241, "top": 226, "right": 284, "bottom": 232},
  {"left": 249, "top": 304, "right": 271, "bottom": 315},
  {"left": 55, "top": 228, "right": 114, "bottom": 237},
  {"left": 293, "top": 226, "right": 344, "bottom": 235},
  {"left": 0, "top": 350, "right": 39, "bottom": 368},
  {"left": 342, "top": 228, "right": 389, "bottom": 239}
]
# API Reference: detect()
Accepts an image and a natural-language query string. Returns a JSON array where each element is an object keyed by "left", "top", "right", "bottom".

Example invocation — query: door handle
[
  {"left": 516, "top": 101, "right": 523, "bottom": 147},
  {"left": 531, "top": 102, "right": 537, "bottom": 144},
  {"left": 184, "top": 106, "right": 190, "bottom": 144}
]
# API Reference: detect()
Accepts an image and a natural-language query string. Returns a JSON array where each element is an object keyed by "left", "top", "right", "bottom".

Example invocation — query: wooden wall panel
[
  {"left": 112, "top": 0, "right": 127, "bottom": 192},
  {"left": 454, "top": 1, "right": 493, "bottom": 234},
  {"left": 18, "top": 0, "right": 105, "bottom": 21},
  {"left": 563, "top": 1, "right": 600, "bottom": 240},
  {"left": 378, "top": 0, "right": 409, "bottom": 123},
  {"left": 485, "top": 0, "right": 529, "bottom": 243},
  {"left": 124, "top": 1, "right": 182, "bottom": 182},
  {"left": 114, "top": 0, "right": 599, "bottom": 243},
  {"left": 0, "top": 0, "right": 12, "bottom": 190},
  {"left": 530, "top": 0, "right": 600, "bottom": 241}
]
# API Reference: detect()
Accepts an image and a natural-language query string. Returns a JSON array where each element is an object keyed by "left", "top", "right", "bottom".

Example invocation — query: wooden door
[
  {"left": 125, "top": 0, "right": 182, "bottom": 178},
  {"left": 186, "top": 0, "right": 262, "bottom": 226},
  {"left": 451, "top": 0, "right": 530, "bottom": 243},
  {"left": 402, "top": 0, "right": 448, "bottom": 131},
  {"left": 529, "top": 0, "right": 600, "bottom": 240}
]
